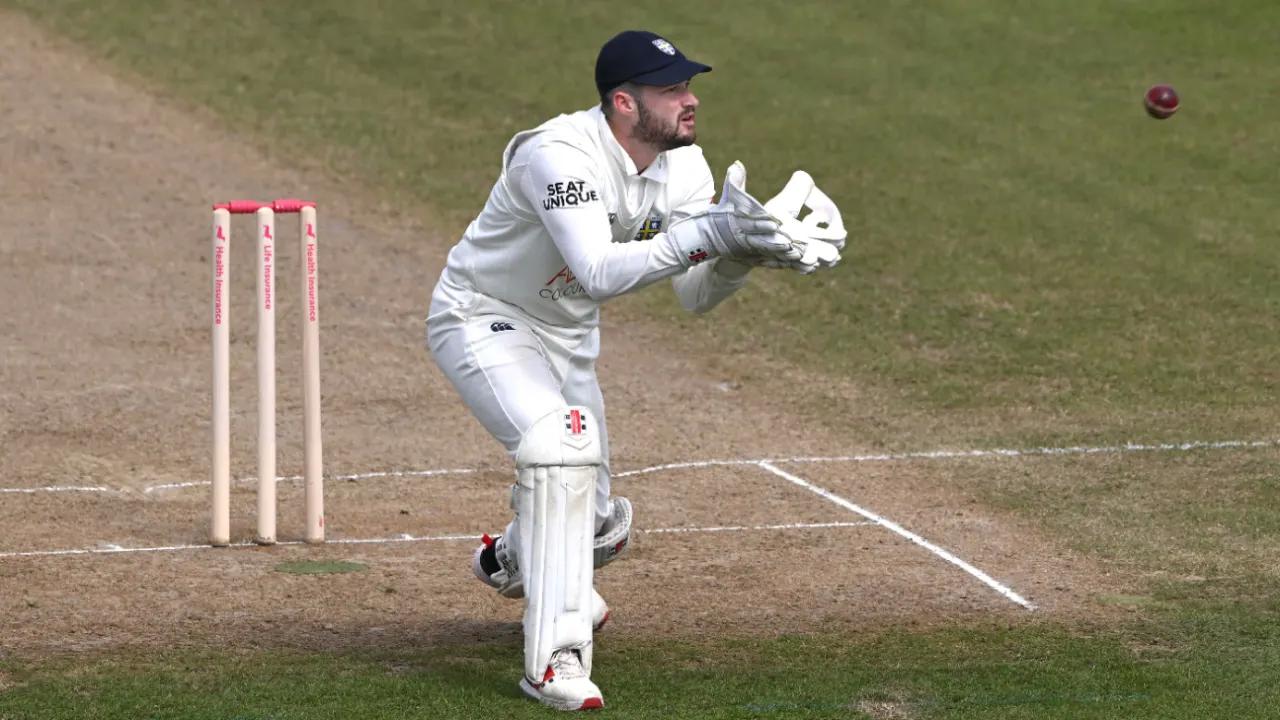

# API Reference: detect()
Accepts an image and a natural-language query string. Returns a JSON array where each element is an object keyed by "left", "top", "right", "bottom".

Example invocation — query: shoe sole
[
  {"left": 518, "top": 678, "right": 604, "bottom": 711},
  {"left": 472, "top": 545, "right": 498, "bottom": 588}
]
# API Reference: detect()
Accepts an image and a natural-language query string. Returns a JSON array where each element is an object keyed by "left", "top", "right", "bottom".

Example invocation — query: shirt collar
[{"left": 592, "top": 106, "right": 669, "bottom": 184}]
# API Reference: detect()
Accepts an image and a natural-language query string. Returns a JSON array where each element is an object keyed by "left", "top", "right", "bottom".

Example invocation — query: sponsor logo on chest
[
  {"left": 633, "top": 217, "right": 663, "bottom": 241},
  {"left": 541, "top": 265, "right": 588, "bottom": 303},
  {"left": 611, "top": 214, "right": 665, "bottom": 244}
]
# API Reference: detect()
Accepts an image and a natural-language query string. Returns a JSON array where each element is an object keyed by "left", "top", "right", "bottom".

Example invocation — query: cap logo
[{"left": 652, "top": 38, "right": 676, "bottom": 55}]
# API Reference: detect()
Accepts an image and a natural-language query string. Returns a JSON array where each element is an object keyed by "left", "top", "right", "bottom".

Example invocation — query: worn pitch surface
[{"left": 0, "top": 11, "right": 1101, "bottom": 659}]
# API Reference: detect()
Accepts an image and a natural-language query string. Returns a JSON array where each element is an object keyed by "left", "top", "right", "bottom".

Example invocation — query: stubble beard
[{"left": 632, "top": 98, "right": 695, "bottom": 151}]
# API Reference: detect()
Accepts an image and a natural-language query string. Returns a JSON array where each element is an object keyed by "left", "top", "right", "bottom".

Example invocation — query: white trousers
[{"left": 426, "top": 280, "right": 612, "bottom": 530}]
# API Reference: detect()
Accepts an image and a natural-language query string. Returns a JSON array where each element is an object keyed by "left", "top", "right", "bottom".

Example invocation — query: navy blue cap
[{"left": 594, "top": 30, "right": 711, "bottom": 98}]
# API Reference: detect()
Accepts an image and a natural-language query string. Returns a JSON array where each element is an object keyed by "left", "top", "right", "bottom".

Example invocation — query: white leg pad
[{"left": 514, "top": 406, "right": 600, "bottom": 681}]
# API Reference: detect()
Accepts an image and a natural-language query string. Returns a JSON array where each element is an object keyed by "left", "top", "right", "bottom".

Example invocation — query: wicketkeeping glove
[
  {"left": 762, "top": 170, "right": 848, "bottom": 274},
  {"left": 665, "top": 161, "right": 801, "bottom": 268}
]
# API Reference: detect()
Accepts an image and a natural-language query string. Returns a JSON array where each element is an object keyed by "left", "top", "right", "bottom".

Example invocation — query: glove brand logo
[
  {"left": 542, "top": 180, "right": 599, "bottom": 210},
  {"left": 687, "top": 248, "right": 709, "bottom": 264},
  {"left": 608, "top": 212, "right": 618, "bottom": 226},
  {"left": 652, "top": 38, "right": 676, "bottom": 55},
  {"left": 633, "top": 217, "right": 662, "bottom": 241},
  {"left": 489, "top": 322, "right": 515, "bottom": 332}
]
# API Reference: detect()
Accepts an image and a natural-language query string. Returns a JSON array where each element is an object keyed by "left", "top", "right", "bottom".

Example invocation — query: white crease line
[
  {"left": 0, "top": 485, "right": 113, "bottom": 494},
  {"left": 615, "top": 459, "right": 751, "bottom": 478},
  {"left": 143, "top": 481, "right": 208, "bottom": 492},
  {"left": 143, "top": 468, "right": 477, "bottom": 494},
  {"left": 11, "top": 437, "right": 1277, "bottom": 496},
  {"left": 0, "top": 520, "right": 868, "bottom": 559},
  {"left": 757, "top": 461, "right": 1036, "bottom": 611},
  {"left": 644, "top": 521, "right": 872, "bottom": 534},
  {"left": 773, "top": 439, "right": 1279, "bottom": 465},
  {"left": 617, "top": 439, "right": 1279, "bottom": 477}
]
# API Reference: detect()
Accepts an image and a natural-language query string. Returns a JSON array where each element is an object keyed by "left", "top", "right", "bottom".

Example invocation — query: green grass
[
  {"left": 8, "top": 0, "right": 1279, "bottom": 435},
  {"left": 6, "top": 1, "right": 1280, "bottom": 717},
  {"left": 3, "top": 606, "right": 1278, "bottom": 719},
  {"left": 963, "top": 448, "right": 1280, "bottom": 588}
]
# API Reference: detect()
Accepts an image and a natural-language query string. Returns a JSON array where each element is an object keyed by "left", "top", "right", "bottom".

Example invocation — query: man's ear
[{"left": 612, "top": 89, "right": 637, "bottom": 116}]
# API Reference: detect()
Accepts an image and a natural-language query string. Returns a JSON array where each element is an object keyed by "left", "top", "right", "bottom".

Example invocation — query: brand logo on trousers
[{"left": 489, "top": 322, "right": 515, "bottom": 332}]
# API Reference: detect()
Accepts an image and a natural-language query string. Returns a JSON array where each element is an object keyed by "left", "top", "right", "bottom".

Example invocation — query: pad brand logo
[
  {"left": 489, "top": 322, "right": 515, "bottom": 332},
  {"left": 633, "top": 216, "right": 662, "bottom": 241},
  {"left": 542, "top": 180, "right": 599, "bottom": 210},
  {"left": 564, "top": 409, "right": 586, "bottom": 435},
  {"left": 652, "top": 38, "right": 676, "bottom": 55}
]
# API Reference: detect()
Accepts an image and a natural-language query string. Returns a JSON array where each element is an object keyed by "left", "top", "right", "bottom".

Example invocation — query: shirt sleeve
[
  {"left": 668, "top": 157, "right": 753, "bottom": 314},
  {"left": 520, "top": 140, "right": 688, "bottom": 301}
]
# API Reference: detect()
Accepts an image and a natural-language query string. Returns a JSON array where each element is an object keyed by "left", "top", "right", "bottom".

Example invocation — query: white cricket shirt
[{"left": 432, "top": 106, "right": 749, "bottom": 333}]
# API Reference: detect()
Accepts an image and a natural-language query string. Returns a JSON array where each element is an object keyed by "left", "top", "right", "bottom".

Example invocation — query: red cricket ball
[{"left": 1144, "top": 84, "right": 1179, "bottom": 119}]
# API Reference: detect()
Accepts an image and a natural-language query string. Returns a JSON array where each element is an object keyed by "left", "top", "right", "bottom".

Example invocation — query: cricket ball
[{"left": 1144, "top": 84, "right": 1179, "bottom": 119}]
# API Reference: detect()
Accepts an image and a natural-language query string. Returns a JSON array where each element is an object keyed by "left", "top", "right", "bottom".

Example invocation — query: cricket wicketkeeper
[{"left": 426, "top": 29, "right": 846, "bottom": 711}]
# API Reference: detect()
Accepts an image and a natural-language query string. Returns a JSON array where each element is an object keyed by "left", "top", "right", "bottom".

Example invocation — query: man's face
[{"left": 630, "top": 81, "right": 699, "bottom": 150}]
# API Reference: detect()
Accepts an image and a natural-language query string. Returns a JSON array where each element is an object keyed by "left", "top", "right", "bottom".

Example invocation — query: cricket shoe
[
  {"left": 473, "top": 534, "right": 610, "bottom": 631},
  {"left": 519, "top": 649, "right": 604, "bottom": 711}
]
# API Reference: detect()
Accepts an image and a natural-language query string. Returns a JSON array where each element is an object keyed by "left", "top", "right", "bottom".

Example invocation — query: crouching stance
[{"left": 426, "top": 27, "right": 843, "bottom": 711}]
